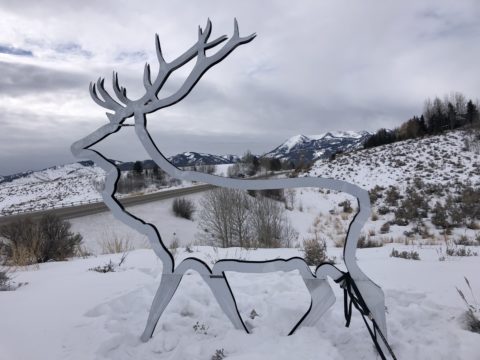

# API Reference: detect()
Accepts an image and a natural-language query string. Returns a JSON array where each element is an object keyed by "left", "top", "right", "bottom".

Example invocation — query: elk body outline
[{"left": 72, "top": 19, "right": 388, "bottom": 353}]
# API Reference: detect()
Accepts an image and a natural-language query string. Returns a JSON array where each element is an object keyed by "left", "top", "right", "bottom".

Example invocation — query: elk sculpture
[{"left": 72, "top": 19, "right": 393, "bottom": 358}]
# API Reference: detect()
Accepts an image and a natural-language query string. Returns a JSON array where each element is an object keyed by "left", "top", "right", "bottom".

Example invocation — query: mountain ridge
[{"left": 263, "top": 130, "right": 371, "bottom": 164}]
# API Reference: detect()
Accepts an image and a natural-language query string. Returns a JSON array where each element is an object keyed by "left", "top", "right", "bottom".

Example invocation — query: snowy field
[
  {"left": 1, "top": 246, "right": 479, "bottom": 359},
  {"left": 1, "top": 187, "right": 480, "bottom": 359}
]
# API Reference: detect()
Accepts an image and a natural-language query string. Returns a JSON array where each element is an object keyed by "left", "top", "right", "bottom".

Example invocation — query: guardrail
[
  {"left": 0, "top": 194, "right": 128, "bottom": 217},
  {"left": 0, "top": 171, "right": 291, "bottom": 221}
]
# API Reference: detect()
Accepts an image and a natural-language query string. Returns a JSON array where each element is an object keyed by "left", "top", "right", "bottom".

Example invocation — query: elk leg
[
  {"left": 140, "top": 273, "right": 183, "bottom": 342},
  {"left": 204, "top": 274, "right": 249, "bottom": 332},
  {"left": 353, "top": 278, "right": 388, "bottom": 353},
  {"left": 289, "top": 278, "right": 336, "bottom": 334}
]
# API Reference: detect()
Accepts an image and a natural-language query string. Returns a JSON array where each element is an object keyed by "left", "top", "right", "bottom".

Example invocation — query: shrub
[
  {"left": 431, "top": 202, "right": 448, "bottom": 229},
  {"left": 0, "top": 214, "right": 82, "bottom": 265},
  {"left": 249, "top": 309, "right": 260, "bottom": 319},
  {"left": 0, "top": 269, "right": 12, "bottom": 291},
  {"left": 390, "top": 248, "right": 420, "bottom": 260},
  {"left": 457, "top": 277, "right": 480, "bottom": 333},
  {"left": 0, "top": 268, "right": 26, "bottom": 291},
  {"left": 193, "top": 321, "right": 209, "bottom": 335},
  {"left": 339, "top": 199, "right": 353, "bottom": 213},
  {"left": 172, "top": 197, "right": 195, "bottom": 220},
  {"left": 357, "top": 235, "right": 383, "bottom": 248},
  {"left": 377, "top": 206, "right": 390, "bottom": 215},
  {"left": 89, "top": 253, "right": 128, "bottom": 273},
  {"left": 100, "top": 235, "right": 132, "bottom": 254},
  {"left": 385, "top": 186, "right": 401, "bottom": 206},
  {"left": 454, "top": 235, "right": 479, "bottom": 247},
  {"left": 380, "top": 222, "right": 390, "bottom": 234},
  {"left": 446, "top": 245, "right": 478, "bottom": 257},
  {"left": 248, "top": 189, "right": 285, "bottom": 202},
  {"left": 169, "top": 233, "right": 180, "bottom": 259},
  {"left": 369, "top": 185, "right": 385, "bottom": 204},
  {"left": 211, "top": 349, "right": 226, "bottom": 360},
  {"left": 302, "top": 236, "right": 328, "bottom": 266}
]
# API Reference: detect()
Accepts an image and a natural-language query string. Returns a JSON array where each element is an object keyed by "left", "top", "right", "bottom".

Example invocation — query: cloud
[
  {"left": 0, "top": 0, "right": 480, "bottom": 175},
  {"left": 55, "top": 42, "right": 92, "bottom": 58},
  {"left": 0, "top": 44, "right": 32, "bottom": 56},
  {"left": 0, "top": 60, "right": 90, "bottom": 96}
]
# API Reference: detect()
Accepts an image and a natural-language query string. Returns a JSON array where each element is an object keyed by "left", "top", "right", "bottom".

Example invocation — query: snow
[
  {"left": 278, "top": 132, "right": 367, "bottom": 153},
  {"left": 0, "top": 162, "right": 106, "bottom": 215},
  {"left": 2, "top": 130, "right": 480, "bottom": 359},
  {"left": 280, "top": 135, "right": 310, "bottom": 152},
  {"left": 308, "top": 131, "right": 367, "bottom": 140},
  {"left": 1, "top": 245, "right": 479, "bottom": 359},
  {"left": 2, "top": 186, "right": 480, "bottom": 359},
  {"left": 309, "top": 130, "right": 480, "bottom": 189}
]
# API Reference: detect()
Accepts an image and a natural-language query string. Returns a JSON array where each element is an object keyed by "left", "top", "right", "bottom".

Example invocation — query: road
[
  {"left": 0, "top": 183, "right": 215, "bottom": 225},
  {"left": 0, "top": 171, "right": 292, "bottom": 226}
]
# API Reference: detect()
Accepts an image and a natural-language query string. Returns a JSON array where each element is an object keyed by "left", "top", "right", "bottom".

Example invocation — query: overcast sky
[{"left": 1, "top": 0, "right": 480, "bottom": 175}]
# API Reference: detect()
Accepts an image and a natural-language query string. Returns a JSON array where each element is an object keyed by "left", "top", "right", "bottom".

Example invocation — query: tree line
[{"left": 364, "top": 92, "right": 480, "bottom": 149}]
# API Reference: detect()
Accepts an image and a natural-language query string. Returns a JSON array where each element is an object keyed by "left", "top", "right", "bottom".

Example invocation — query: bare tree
[
  {"left": 197, "top": 188, "right": 252, "bottom": 247},
  {"left": 197, "top": 188, "right": 234, "bottom": 247},
  {"left": 197, "top": 188, "right": 297, "bottom": 248},
  {"left": 285, "top": 188, "right": 296, "bottom": 210},
  {"left": 249, "top": 196, "right": 298, "bottom": 248}
]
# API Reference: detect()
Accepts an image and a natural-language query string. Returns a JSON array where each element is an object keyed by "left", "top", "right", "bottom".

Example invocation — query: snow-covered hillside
[
  {"left": 308, "top": 130, "right": 480, "bottom": 245},
  {"left": 263, "top": 131, "right": 371, "bottom": 164},
  {"left": 310, "top": 130, "right": 480, "bottom": 188},
  {"left": 0, "top": 162, "right": 106, "bottom": 215}
]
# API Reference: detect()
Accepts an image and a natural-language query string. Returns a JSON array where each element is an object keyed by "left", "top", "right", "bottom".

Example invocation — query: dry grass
[{"left": 98, "top": 229, "right": 133, "bottom": 254}]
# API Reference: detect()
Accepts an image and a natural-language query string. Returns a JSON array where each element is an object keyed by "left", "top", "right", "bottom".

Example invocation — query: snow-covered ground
[
  {"left": 1, "top": 245, "right": 479, "bottom": 359},
  {"left": 2, "top": 186, "right": 480, "bottom": 359}
]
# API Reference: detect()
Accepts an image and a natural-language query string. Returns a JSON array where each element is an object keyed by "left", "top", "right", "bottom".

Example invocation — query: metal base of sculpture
[{"left": 72, "top": 19, "right": 392, "bottom": 358}]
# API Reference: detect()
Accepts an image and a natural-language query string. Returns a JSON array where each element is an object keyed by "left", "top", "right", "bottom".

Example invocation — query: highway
[{"left": 0, "top": 183, "right": 215, "bottom": 225}]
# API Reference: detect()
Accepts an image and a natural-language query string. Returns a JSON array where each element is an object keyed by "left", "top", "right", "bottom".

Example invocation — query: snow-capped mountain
[
  {"left": 168, "top": 152, "right": 239, "bottom": 167},
  {"left": 263, "top": 131, "right": 371, "bottom": 164},
  {"left": 115, "top": 153, "right": 239, "bottom": 170}
]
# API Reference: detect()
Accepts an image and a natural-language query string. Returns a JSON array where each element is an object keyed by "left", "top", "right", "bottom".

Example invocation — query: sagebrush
[
  {"left": 0, "top": 214, "right": 82, "bottom": 265},
  {"left": 172, "top": 197, "right": 195, "bottom": 220}
]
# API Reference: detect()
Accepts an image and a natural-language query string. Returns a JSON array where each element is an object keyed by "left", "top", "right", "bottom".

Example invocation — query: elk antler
[{"left": 90, "top": 18, "right": 256, "bottom": 121}]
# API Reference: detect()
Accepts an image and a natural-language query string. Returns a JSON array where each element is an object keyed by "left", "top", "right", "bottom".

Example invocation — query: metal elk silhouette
[{"left": 72, "top": 19, "right": 391, "bottom": 357}]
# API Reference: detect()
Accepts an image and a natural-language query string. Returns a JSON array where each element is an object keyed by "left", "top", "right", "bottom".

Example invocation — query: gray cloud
[
  {"left": 0, "top": 0, "right": 480, "bottom": 175},
  {"left": 0, "top": 44, "right": 32, "bottom": 56},
  {"left": 0, "top": 61, "right": 89, "bottom": 96}
]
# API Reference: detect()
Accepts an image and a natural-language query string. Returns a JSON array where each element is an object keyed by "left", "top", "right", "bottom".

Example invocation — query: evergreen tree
[
  {"left": 466, "top": 100, "right": 479, "bottom": 125},
  {"left": 133, "top": 161, "right": 143, "bottom": 175}
]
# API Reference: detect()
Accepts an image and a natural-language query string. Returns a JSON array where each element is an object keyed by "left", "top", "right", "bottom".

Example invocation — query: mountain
[
  {"left": 114, "top": 153, "right": 239, "bottom": 171},
  {"left": 263, "top": 131, "right": 371, "bottom": 164},
  {"left": 168, "top": 152, "right": 239, "bottom": 167}
]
